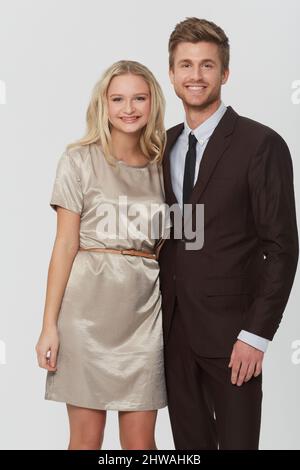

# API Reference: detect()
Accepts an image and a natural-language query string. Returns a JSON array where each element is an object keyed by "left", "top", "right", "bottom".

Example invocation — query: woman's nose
[{"left": 123, "top": 100, "right": 135, "bottom": 114}]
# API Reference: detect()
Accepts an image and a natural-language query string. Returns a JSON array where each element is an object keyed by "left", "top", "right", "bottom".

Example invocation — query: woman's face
[{"left": 107, "top": 74, "right": 151, "bottom": 135}]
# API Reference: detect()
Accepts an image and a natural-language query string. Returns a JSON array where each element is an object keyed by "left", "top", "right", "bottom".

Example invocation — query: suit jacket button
[{"left": 173, "top": 275, "right": 176, "bottom": 280}]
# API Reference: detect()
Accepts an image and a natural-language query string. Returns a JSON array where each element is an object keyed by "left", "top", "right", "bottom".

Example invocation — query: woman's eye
[{"left": 112, "top": 97, "right": 146, "bottom": 102}]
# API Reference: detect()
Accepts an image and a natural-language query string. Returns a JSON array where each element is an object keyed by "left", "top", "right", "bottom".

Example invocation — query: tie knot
[{"left": 188, "top": 132, "right": 197, "bottom": 149}]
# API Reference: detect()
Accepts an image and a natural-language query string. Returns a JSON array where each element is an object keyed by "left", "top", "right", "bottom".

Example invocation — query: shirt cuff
[{"left": 237, "top": 330, "right": 269, "bottom": 352}]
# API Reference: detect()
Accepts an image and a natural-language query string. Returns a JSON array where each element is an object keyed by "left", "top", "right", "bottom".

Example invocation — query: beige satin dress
[{"left": 45, "top": 143, "right": 170, "bottom": 411}]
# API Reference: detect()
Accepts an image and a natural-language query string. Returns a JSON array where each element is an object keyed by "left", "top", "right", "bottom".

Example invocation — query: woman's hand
[{"left": 35, "top": 326, "right": 60, "bottom": 371}]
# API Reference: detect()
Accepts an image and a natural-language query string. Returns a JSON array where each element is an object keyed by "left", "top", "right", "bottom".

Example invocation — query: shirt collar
[{"left": 183, "top": 101, "right": 227, "bottom": 144}]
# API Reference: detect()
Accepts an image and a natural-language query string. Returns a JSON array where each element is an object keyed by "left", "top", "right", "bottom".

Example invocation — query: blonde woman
[{"left": 35, "top": 60, "right": 170, "bottom": 450}]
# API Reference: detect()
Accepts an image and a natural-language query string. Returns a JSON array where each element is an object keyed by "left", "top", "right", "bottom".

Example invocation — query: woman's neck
[{"left": 110, "top": 128, "right": 147, "bottom": 164}]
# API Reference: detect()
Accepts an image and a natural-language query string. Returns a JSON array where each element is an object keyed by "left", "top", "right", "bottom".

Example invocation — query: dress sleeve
[{"left": 50, "top": 152, "right": 83, "bottom": 214}]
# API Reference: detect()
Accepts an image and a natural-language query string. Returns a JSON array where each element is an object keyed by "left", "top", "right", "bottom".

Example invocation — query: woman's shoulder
[
  {"left": 64, "top": 144, "right": 91, "bottom": 165},
  {"left": 63, "top": 143, "right": 106, "bottom": 177}
]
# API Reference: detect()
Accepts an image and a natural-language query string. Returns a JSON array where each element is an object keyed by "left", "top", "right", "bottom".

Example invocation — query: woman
[{"left": 35, "top": 60, "right": 170, "bottom": 450}]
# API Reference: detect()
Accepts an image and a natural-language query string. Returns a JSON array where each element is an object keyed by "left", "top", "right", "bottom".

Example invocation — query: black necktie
[{"left": 183, "top": 132, "right": 198, "bottom": 207}]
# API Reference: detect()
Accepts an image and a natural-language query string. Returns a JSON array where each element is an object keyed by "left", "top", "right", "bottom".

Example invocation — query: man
[{"left": 159, "top": 17, "right": 298, "bottom": 449}]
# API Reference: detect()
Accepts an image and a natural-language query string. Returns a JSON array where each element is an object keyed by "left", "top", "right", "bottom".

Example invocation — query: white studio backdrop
[{"left": 0, "top": 0, "right": 299, "bottom": 449}]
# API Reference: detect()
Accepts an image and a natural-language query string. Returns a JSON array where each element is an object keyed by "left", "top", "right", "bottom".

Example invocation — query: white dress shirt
[{"left": 170, "top": 102, "right": 269, "bottom": 353}]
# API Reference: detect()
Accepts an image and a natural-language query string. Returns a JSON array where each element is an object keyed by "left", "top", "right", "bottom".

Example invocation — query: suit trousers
[{"left": 164, "top": 301, "right": 263, "bottom": 450}]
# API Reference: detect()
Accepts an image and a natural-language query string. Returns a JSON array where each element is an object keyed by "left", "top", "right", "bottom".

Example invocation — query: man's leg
[
  {"left": 198, "top": 356, "right": 262, "bottom": 449},
  {"left": 164, "top": 303, "right": 217, "bottom": 450}
]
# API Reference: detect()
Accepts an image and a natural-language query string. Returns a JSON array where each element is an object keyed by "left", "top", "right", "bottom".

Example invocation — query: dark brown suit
[{"left": 160, "top": 106, "right": 298, "bottom": 449}]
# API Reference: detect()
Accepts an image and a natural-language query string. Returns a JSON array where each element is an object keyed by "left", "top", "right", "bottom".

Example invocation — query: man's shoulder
[
  {"left": 235, "top": 112, "right": 285, "bottom": 145},
  {"left": 166, "top": 110, "right": 277, "bottom": 139},
  {"left": 166, "top": 108, "right": 287, "bottom": 149},
  {"left": 166, "top": 123, "right": 184, "bottom": 136}
]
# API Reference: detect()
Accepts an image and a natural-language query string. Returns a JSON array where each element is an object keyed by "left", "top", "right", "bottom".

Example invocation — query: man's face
[{"left": 169, "top": 41, "right": 229, "bottom": 111}]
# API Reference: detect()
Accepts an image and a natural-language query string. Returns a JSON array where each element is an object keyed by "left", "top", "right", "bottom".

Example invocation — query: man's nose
[{"left": 190, "top": 66, "right": 203, "bottom": 81}]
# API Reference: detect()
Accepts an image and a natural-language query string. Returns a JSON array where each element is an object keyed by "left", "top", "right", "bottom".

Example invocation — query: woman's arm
[{"left": 35, "top": 207, "right": 81, "bottom": 371}]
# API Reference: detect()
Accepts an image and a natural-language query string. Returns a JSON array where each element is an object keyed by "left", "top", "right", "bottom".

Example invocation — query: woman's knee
[
  {"left": 119, "top": 410, "right": 157, "bottom": 450},
  {"left": 68, "top": 425, "right": 105, "bottom": 449},
  {"left": 67, "top": 405, "right": 106, "bottom": 450},
  {"left": 120, "top": 436, "right": 156, "bottom": 450}
]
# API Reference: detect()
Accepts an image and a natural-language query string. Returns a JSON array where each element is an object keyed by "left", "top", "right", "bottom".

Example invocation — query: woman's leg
[
  {"left": 67, "top": 404, "right": 107, "bottom": 450},
  {"left": 118, "top": 410, "right": 158, "bottom": 450}
]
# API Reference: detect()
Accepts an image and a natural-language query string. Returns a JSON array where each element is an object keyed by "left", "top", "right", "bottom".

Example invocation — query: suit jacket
[{"left": 159, "top": 106, "right": 299, "bottom": 356}]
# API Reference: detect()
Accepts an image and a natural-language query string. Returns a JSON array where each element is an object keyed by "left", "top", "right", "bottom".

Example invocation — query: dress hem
[{"left": 45, "top": 394, "right": 168, "bottom": 411}]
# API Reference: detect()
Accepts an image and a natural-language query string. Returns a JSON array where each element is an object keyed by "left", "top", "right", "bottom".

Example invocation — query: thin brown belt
[{"left": 79, "top": 246, "right": 158, "bottom": 260}]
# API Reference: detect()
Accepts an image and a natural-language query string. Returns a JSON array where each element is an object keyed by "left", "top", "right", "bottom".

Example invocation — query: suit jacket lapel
[
  {"left": 163, "top": 123, "right": 184, "bottom": 206},
  {"left": 163, "top": 107, "right": 239, "bottom": 231},
  {"left": 188, "top": 106, "right": 238, "bottom": 207}
]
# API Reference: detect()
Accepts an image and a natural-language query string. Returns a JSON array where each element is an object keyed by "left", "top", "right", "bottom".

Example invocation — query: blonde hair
[
  {"left": 169, "top": 17, "right": 230, "bottom": 72},
  {"left": 67, "top": 60, "right": 166, "bottom": 165}
]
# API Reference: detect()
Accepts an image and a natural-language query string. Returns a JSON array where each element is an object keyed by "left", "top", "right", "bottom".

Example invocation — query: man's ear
[
  {"left": 169, "top": 67, "right": 175, "bottom": 85},
  {"left": 222, "top": 68, "right": 230, "bottom": 85}
]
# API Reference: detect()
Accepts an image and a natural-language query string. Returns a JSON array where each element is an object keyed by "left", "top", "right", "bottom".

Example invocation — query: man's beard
[{"left": 177, "top": 87, "right": 221, "bottom": 112}]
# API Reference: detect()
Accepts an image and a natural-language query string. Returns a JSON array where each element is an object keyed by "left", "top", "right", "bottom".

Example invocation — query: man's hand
[{"left": 228, "top": 340, "right": 264, "bottom": 386}]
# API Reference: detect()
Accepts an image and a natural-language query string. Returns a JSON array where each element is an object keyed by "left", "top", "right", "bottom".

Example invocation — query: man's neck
[{"left": 184, "top": 99, "right": 222, "bottom": 130}]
